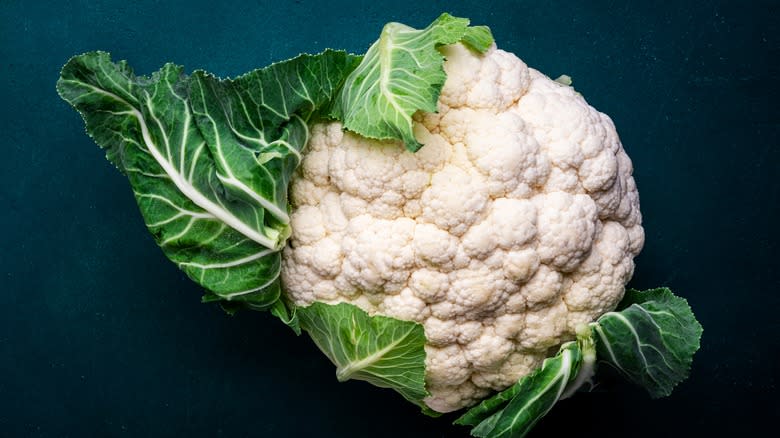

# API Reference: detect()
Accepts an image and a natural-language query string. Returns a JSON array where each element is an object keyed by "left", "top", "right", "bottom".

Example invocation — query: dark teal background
[{"left": 2, "top": 0, "right": 777, "bottom": 436}]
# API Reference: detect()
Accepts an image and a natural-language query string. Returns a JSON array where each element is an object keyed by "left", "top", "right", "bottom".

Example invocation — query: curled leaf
[
  {"left": 332, "top": 13, "right": 493, "bottom": 151},
  {"left": 594, "top": 287, "right": 703, "bottom": 398}
]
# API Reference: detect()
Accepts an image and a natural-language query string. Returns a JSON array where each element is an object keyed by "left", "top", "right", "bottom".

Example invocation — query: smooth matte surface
[{"left": 1, "top": 0, "right": 777, "bottom": 436}]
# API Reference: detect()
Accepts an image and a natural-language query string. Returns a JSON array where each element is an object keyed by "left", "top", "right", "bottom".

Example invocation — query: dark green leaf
[
  {"left": 461, "top": 341, "right": 582, "bottom": 438},
  {"left": 595, "top": 287, "right": 703, "bottom": 398},
  {"left": 270, "top": 298, "right": 301, "bottom": 335},
  {"left": 57, "top": 51, "right": 359, "bottom": 309},
  {"left": 189, "top": 50, "right": 361, "bottom": 233}
]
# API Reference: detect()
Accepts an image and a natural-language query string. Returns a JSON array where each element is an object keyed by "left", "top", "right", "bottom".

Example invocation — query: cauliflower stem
[{"left": 559, "top": 323, "right": 596, "bottom": 400}]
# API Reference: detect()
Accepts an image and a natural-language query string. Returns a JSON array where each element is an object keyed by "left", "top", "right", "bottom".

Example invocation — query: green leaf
[
  {"left": 296, "top": 302, "right": 428, "bottom": 405},
  {"left": 594, "top": 287, "right": 703, "bottom": 398},
  {"left": 332, "top": 13, "right": 493, "bottom": 151},
  {"left": 269, "top": 297, "right": 301, "bottom": 335},
  {"left": 458, "top": 341, "right": 582, "bottom": 438},
  {"left": 461, "top": 26, "right": 495, "bottom": 52},
  {"left": 57, "top": 51, "right": 359, "bottom": 308},
  {"left": 189, "top": 50, "right": 360, "bottom": 234}
]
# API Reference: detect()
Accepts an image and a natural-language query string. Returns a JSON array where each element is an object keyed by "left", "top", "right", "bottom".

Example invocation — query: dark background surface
[{"left": 2, "top": 0, "right": 778, "bottom": 436}]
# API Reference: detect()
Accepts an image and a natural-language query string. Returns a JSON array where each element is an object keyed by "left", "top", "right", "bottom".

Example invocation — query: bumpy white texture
[{"left": 282, "top": 43, "right": 644, "bottom": 413}]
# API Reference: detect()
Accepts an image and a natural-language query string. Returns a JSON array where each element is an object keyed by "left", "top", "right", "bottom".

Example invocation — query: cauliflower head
[{"left": 282, "top": 43, "right": 644, "bottom": 413}]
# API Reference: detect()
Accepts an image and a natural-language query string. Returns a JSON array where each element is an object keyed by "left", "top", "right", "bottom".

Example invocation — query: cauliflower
[
  {"left": 62, "top": 13, "right": 701, "bottom": 436},
  {"left": 282, "top": 43, "right": 644, "bottom": 412}
]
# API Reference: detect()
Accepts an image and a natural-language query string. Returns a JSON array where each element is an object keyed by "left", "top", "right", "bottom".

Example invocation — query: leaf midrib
[
  {"left": 67, "top": 78, "right": 281, "bottom": 250},
  {"left": 335, "top": 326, "right": 414, "bottom": 382},
  {"left": 377, "top": 23, "right": 409, "bottom": 118}
]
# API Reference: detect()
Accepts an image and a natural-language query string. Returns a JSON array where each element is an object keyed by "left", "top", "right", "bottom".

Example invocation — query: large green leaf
[
  {"left": 332, "top": 13, "right": 493, "bottom": 151},
  {"left": 594, "top": 287, "right": 703, "bottom": 398},
  {"left": 189, "top": 50, "right": 360, "bottom": 231},
  {"left": 461, "top": 342, "right": 582, "bottom": 438},
  {"left": 456, "top": 325, "right": 595, "bottom": 430},
  {"left": 296, "top": 302, "right": 428, "bottom": 405},
  {"left": 57, "top": 51, "right": 359, "bottom": 308}
]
